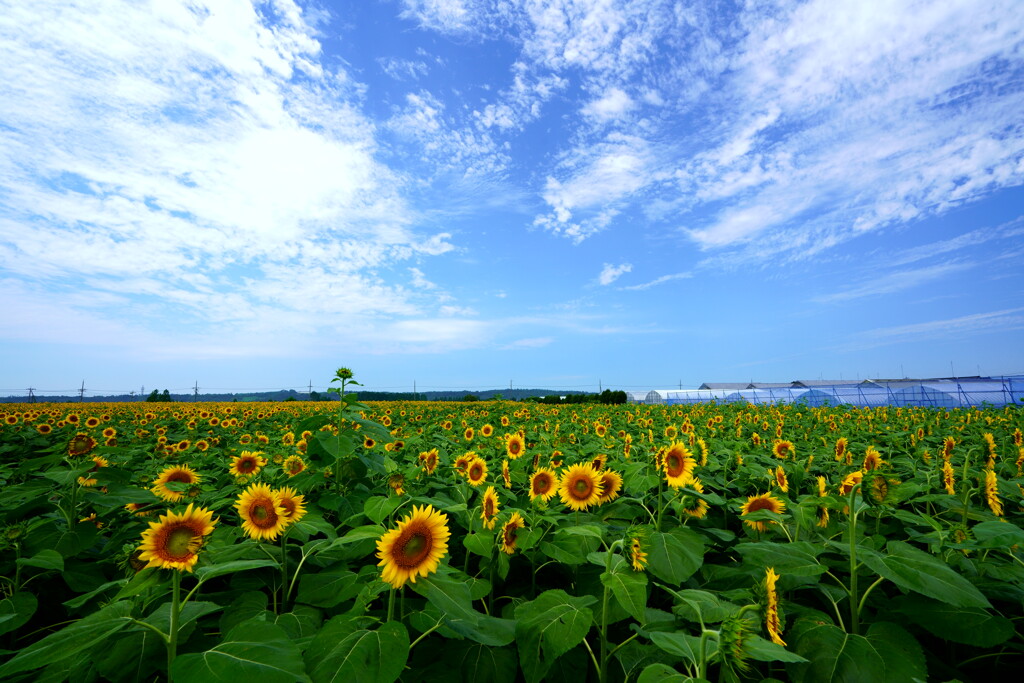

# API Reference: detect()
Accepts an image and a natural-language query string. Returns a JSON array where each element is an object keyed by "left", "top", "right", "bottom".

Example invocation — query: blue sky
[{"left": 1, "top": 0, "right": 1023, "bottom": 397}]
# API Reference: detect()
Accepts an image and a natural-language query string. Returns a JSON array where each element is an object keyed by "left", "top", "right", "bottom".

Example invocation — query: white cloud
[
  {"left": 597, "top": 262, "right": 632, "bottom": 285},
  {"left": 582, "top": 87, "right": 635, "bottom": 122},
  {"left": 378, "top": 57, "right": 429, "bottom": 80},
  {"left": 400, "top": 0, "right": 474, "bottom": 33},
  {"left": 813, "top": 262, "right": 973, "bottom": 304},
  {"left": 844, "top": 307, "right": 1024, "bottom": 351},
  {"left": 501, "top": 337, "right": 554, "bottom": 350},
  {"left": 621, "top": 272, "right": 692, "bottom": 291}
]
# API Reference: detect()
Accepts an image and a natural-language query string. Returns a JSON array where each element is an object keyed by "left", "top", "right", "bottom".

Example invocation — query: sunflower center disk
[
  {"left": 574, "top": 479, "right": 590, "bottom": 495},
  {"left": 397, "top": 531, "right": 431, "bottom": 567},
  {"left": 253, "top": 503, "right": 271, "bottom": 523},
  {"left": 166, "top": 527, "right": 196, "bottom": 558}
]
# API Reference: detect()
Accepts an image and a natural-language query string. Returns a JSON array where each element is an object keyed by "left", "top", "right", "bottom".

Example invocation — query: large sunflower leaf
[
  {"left": 304, "top": 618, "right": 408, "bottom": 683},
  {"left": 451, "top": 642, "right": 517, "bottom": 683},
  {"left": 636, "top": 662, "right": 708, "bottom": 682},
  {"left": 0, "top": 591, "right": 37, "bottom": 636},
  {"left": 735, "top": 541, "right": 826, "bottom": 576},
  {"left": 0, "top": 601, "right": 133, "bottom": 677},
  {"left": 788, "top": 621, "right": 924, "bottom": 683},
  {"left": 601, "top": 567, "right": 648, "bottom": 623},
  {"left": 891, "top": 594, "right": 1014, "bottom": 647},
  {"left": 171, "top": 619, "right": 310, "bottom": 683},
  {"left": 514, "top": 589, "right": 596, "bottom": 683},
  {"left": 646, "top": 530, "right": 704, "bottom": 585},
  {"left": 193, "top": 559, "right": 278, "bottom": 583},
  {"left": 858, "top": 541, "right": 990, "bottom": 608}
]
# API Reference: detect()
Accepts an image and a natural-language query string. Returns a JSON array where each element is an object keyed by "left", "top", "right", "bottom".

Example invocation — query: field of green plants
[{"left": 1, "top": 378, "right": 1022, "bottom": 682}]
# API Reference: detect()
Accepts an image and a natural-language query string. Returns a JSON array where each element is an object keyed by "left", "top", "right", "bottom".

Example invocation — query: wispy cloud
[
  {"left": 813, "top": 261, "right": 973, "bottom": 304},
  {"left": 621, "top": 272, "right": 692, "bottom": 291},
  {"left": 840, "top": 307, "right": 1024, "bottom": 352},
  {"left": 597, "top": 262, "right": 632, "bottom": 285}
]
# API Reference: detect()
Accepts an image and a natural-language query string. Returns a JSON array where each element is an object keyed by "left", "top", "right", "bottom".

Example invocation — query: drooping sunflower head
[
  {"left": 596, "top": 469, "right": 623, "bottom": 505},
  {"left": 985, "top": 469, "right": 1003, "bottom": 517},
  {"left": 505, "top": 433, "right": 525, "bottom": 460},
  {"left": 629, "top": 536, "right": 648, "bottom": 572},
  {"left": 591, "top": 453, "right": 608, "bottom": 471},
  {"left": 529, "top": 468, "right": 558, "bottom": 503},
  {"left": 942, "top": 436, "right": 955, "bottom": 460},
  {"left": 276, "top": 486, "right": 307, "bottom": 525},
  {"left": 679, "top": 478, "right": 709, "bottom": 519},
  {"left": 480, "top": 486, "right": 500, "bottom": 529},
  {"left": 740, "top": 493, "right": 786, "bottom": 532},
  {"left": 234, "top": 483, "right": 289, "bottom": 541},
  {"left": 751, "top": 432, "right": 761, "bottom": 446},
  {"left": 838, "top": 470, "right": 863, "bottom": 497},
  {"left": 499, "top": 512, "right": 526, "bottom": 555},
  {"left": 68, "top": 433, "right": 98, "bottom": 457},
  {"left": 862, "top": 446, "right": 884, "bottom": 471},
  {"left": 376, "top": 505, "right": 450, "bottom": 589},
  {"left": 283, "top": 455, "right": 306, "bottom": 477},
  {"left": 663, "top": 442, "right": 696, "bottom": 488},
  {"left": 152, "top": 465, "right": 201, "bottom": 502},
  {"left": 137, "top": 504, "right": 217, "bottom": 572},
  {"left": 230, "top": 451, "right": 267, "bottom": 478},
  {"left": 502, "top": 459, "right": 511, "bottom": 488},
  {"left": 558, "top": 463, "right": 603, "bottom": 511},
  {"left": 419, "top": 448, "right": 439, "bottom": 475},
  {"left": 834, "top": 437, "right": 848, "bottom": 461},
  {"left": 466, "top": 457, "right": 488, "bottom": 486},
  {"left": 764, "top": 567, "right": 786, "bottom": 646}
]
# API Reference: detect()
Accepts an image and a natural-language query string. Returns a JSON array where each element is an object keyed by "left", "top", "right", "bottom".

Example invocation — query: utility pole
[
  {"left": 141, "top": 386, "right": 145, "bottom": 400},
  {"left": 78, "top": 381, "right": 85, "bottom": 402},
  {"left": 26, "top": 387, "right": 35, "bottom": 403},
  {"left": 679, "top": 379, "right": 682, "bottom": 389},
  {"left": 129, "top": 390, "right": 135, "bottom": 401},
  {"left": 599, "top": 379, "right": 602, "bottom": 392},
  {"left": 193, "top": 381, "right": 199, "bottom": 402},
  {"left": 308, "top": 380, "right": 313, "bottom": 400}
]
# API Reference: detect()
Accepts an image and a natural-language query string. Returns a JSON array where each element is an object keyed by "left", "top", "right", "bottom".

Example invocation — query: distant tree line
[
  {"left": 528, "top": 390, "right": 627, "bottom": 405},
  {"left": 145, "top": 389, "right": 173, "bottom": 403}
]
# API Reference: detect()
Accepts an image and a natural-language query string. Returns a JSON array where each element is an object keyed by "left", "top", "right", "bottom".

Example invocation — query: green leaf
[
  {"left": 145, "top": 600, "right": 222, "bottom": 634},
  {"left": 329, "top": 525, "right": 384, "bottom": 547},
  {"left": 16, "top": 549, "right": 64, "bottom": 572},
  {"left": 193, "top": 559, "right": 278, "bottom": 583},
  {"left": 636, "top": 662, "right": 707, "bottom": 683},
  {"left": 540, "top": 532, "right": 599, "bottom": 565},
  {"left": 864, "top": 622, "right": 926, "bottom": 683},
  {"left": 789, "top": 623, "right": 884, "bottom": 683},
  {"left": 0, "top": 601, "right": 133, "bottom": 677},
  {"left": 296, "top": 569, "right": 360, "bottom": 609},
  {"left": 305, "top": 618, "right": 409, "bottom": 683},
  {"left": 363, "top": 496, "right": 403, "bottom": 524},
  {"left": 514, "top": 589, "right": 596, "bottom": 683},
  {"left": 557, "top": 524, "right": 604, "bottom": 539},
  {"left": 411, "top": 574, "right": 515, "bottom": 646},
  {"left": 0, "top": 592, "right": 37, "bottom": 636},
  {"left": 646, "top": 530, "right": 704, "bottom": 585},
  {"left": 735, "top": 541, "right": 825, "bottom": 577},
  {"left": 858, "top": 541, "right": 990, "bottom": 608},
  {"left": 463, "top": 531, "right": 495, "bottom": 557},
  {"left": 892, "top": 594, "right": 1013, "bottom": 647},
  {"left": 744, "top": 635, "right": 808, "bottom": 663},
  {"left": 600, "top": 568, "right": 648, "bottom": 623},
  {"left": 650, "top": 631, "right": 715, "bottom": 665},
  {"left": 971, "top": 520, "right": 1024, "bottom": 548},
  {"left": 668, "top": 590, "right": 737, "bottom": 624},
  {"left": 171, "top": 619, "right": 310, "bottom": 683},
  {"left": 451, "top": 643, "right": 517, "bottom": 683}
]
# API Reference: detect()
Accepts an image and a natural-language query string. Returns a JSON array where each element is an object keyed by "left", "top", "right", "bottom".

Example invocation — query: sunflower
[
  {"left": 740, "top": 493, "right": 786, "bottom": 532},
  {"left": 151, "top": 465, "right": 201, "bottom": 502},
  {"left": 37, "top": 423, "right": 52, "bottom": 435},
  {"left": 529, "top": 468, "right": 558, "bottom": 503},
  {"left": 277, "top": 486, "right": 307, "bottom": 525},
  {"left": 985, "top": 470, "right": 1003, "bottom": 516},
  {"left": 137, "top": 504, "right": 217, "bottom": 572},
  {"left": 235, "top": 483, "right": 289, "bottom": 541},
  {"left": 77, "top": 455, "right": 109, "bottom": 487},
  {"left": 506, "top": 433, "right": 525, "bottom": 459},
  {"left": 679, "top": 478, "right": 709, "bottom": 519},
  {"left": 696, "top": 438, "right": 708, "bottom": 467},
  {"left": 834, "top": 437, "right": 848, "bottom": 462},
  {"left": 376, "top": 505, "right": 450, "bottom": 589},
  {"left": 499, "top": 512, "right": 526, "bottom": 554},
  {"left": 102, "top": 427, "right": 116, "bottom": 439},
  {"left": 502, "top": 459, "right": 511, "bottom": 488},
  {"left": 283, "top": 455, "right": 306, "bottom": 477},
  {"left": 419, "top": 449, "right": 439, "bottom": 475},
  {"left": 594, "top": 423, "right": 608, "bottom": 438},
  {"left": 454, "top": 452, "right": 476, "bottom": 476},
  {"left": 363, "top": 437, "right": 376, "bottom": 449},
  {"left": 68, "top": 433, "right": 97, "bottom": 457},
  {"left": 230, "top": 451, "right": 267, "bottom": 478},
  {"left": 839, "top": 470, "right": 863, "bottom": 497},
  {"left": 942, "top": 436, "right": 955, "bottom": 461},
  {"left": 663, "top": 442, "right": 696, "bottom": 488},
  {"left": 862, "top": 446, "right": 884, "bottom": 471},
  {"left": 751, "top": 432, "right": 761, "bottom": 447},
  {"left": 629, "top": 537, "right": 648, "bottom": 572},
  {"left": 500, "top": 416, "right": 510, "bottom": 427},
  {"left": 281, "top": 432, "right": 295, "bottom": 446},
  {"left": 591, "top": 453, "right": 608, "bottom": 470},
  {"left": 388, "top": 473, "right": 405, "bottom": 496},
  {"left": 481, "top": 424, "right": 494, "bottom": 438},
  {"left": 466, "top": 457, "right": 488, "bottom": 486},
  {"left": 765, "top": 568, "right": 786, "bottom": 646},
  {"left": 815, "top": 476, "right": 830, "bottom": 528},
  {"left": 664, "top": 425, "right": 678, "bottom": 439},
  {"left": 125, "top": 502, "right": 151, "bottom": 517},
  {"left": 558, "top": 463, "right": 603, "bottom": 511},
  {"left": 1014, "top": 428, "right": 1022, "bottom": 447},
  {"left": 773, "top": 466, "right": 789, "bottom": 493},
  {"left": 464, "top": 427, "right": 474, "bottom": 442},
  {"left": 596, "top": 469, "right": 623, "bottom": 505},
  {"left": 773, "top": 440, "right": 793, "bottom": 459},
  {"left": 480, "top": 486, "right": 500, "bottom": 529},
  {"left": 194, "top": 439, "right": 209, "bottom": 452}
]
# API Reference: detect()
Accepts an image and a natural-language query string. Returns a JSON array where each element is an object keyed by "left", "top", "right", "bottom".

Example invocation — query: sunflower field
[{"left": 1, "top": 387, "right": 1023, "bottom": 682}]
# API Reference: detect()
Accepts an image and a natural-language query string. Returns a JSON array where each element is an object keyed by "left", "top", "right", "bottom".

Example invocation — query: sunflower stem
[
  {"left": 487, "top": 546, "right": 497, "bottom": 615},
  {"left": 167, "top": 570, "right": 181, "bottom": 681},
  {"left": 581, "top": 636, "right": 601, "bottom": 679},
  {"left": 847, "top": 484, "right": 860, "bottom": 636},
  {"left": 386, "top": 587, "right": 395, "bottom": 623},
  {"left": 280, "top": 530, "right": 289, "bottom": 614}
]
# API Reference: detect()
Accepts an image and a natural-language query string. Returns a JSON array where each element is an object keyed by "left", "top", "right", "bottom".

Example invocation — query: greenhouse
[{"left": 629, "top": 377, "right": 1024, "bottom": 408}]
